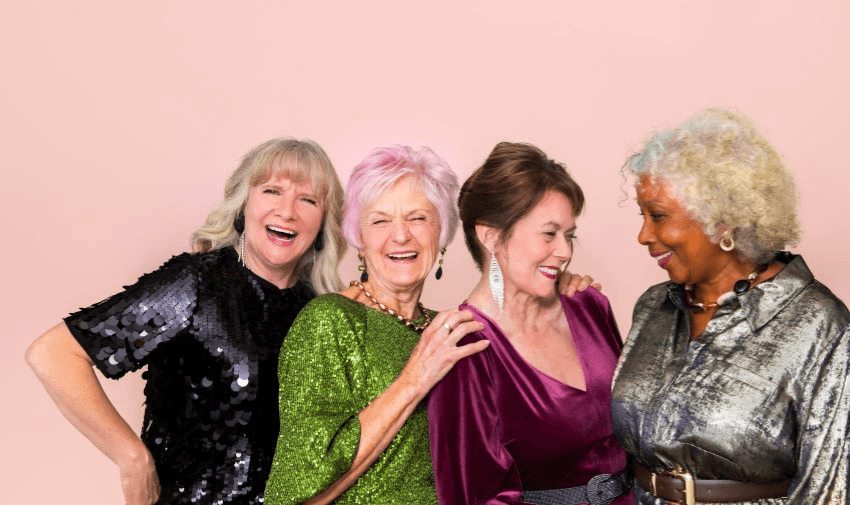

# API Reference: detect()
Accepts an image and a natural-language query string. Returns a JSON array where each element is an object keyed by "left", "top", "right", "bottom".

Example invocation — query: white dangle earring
[
  {"left": 239, "top": 233, "right": 247, "bottom": 267},
  {"left": 488, "top": 249, "right": 504, "bottom": 311}
]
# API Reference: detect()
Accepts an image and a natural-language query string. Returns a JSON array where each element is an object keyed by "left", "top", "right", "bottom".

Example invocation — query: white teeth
[
  {"left": 658, "top": 251, "right": 673, "bottom": 261},
  {"left": 267, "top": 225, "right": 296, "bottom": 238},
  {"left": 387, "top": 252, "right": 417, "bottom": 259},
  {"left": 539, "top": 267, "right": 559, "bottom": 275}
]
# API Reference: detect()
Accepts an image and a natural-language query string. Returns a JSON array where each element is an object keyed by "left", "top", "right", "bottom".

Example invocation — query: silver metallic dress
[{"left": 611, "top": 254, "right": 849, "bottom": 504}]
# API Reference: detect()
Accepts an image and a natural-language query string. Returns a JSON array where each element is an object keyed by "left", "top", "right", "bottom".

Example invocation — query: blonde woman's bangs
[{"left": 250, "top": 149, "right": 332, "bottom": 202}]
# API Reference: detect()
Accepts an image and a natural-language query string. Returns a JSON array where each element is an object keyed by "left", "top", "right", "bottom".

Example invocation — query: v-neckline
[{"left": 461, "top": 300, "right": 588, "bottom": 393}]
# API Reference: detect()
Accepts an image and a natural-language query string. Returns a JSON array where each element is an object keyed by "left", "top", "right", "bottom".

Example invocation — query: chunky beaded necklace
[
  {"left": 350, "top": 280, "right": 432, "bottom": 332},
  {"left": 684, "top": 263, "right": 770, "bottom": 313}
]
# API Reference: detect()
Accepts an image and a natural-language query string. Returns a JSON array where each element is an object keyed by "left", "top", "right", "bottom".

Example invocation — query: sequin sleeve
[
  {"left": 788, "top": 320, "right": 850, "bottom": 502},
  {"left": 265, "top": 295, "right": 367, "bottom": 505},
  {"left": 64, "top": 254, "right": 197, "bottom": 379}
]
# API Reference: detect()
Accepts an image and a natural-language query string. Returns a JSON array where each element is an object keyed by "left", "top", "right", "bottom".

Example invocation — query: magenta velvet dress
[{"left": 428, "top": 289, "right": 632, "bottom": 505}]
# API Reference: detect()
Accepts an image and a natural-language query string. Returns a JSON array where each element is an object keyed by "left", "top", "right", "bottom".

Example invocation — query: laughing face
[
  {"left": 242, "top": 173, "right": 323, "bottom": 286},
  {"left": 635, "top": 175, "right": 724, "bottom": 285},
  {"left": 496, "top": 190, "right": 576, "bottom": 301},
  {"left": 358, "top": 176, "right": 441, "bottom": 298}
]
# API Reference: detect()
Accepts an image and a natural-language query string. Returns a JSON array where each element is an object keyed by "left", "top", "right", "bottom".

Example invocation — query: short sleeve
[
  {"left": 64, "top": 254, "right": 198, "bottom": 379},
  {"left": 788, "top": 321, "right": 850, "bottom": 503},
  {"left": 264, "top": 296, "right": 367, "bottom": 505},
  {"left": 428, "top": 332, "right": 526, "bottom": 505}
]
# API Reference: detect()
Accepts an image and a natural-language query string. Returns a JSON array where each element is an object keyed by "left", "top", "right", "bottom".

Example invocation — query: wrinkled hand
[
  {"left": 399, "top": 309, "right": 488, "bottom": 398},
  {"left": 119, "top": 445, "right": 160, "bottom": 505},
  {"left": 557, "top": 270, "right": 601, "bottom": 297}
]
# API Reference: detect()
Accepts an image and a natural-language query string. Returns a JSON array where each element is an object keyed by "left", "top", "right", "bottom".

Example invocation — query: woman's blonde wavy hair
[
  {"left": 624, "top": 108, "right": 801, "bottom": 264},
  {"left": 192, "top": 138, "right": 345, "bottom": 294}
]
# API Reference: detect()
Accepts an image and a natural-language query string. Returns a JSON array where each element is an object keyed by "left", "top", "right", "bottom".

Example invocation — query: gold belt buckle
[{"left": 664, "top": 466, "right": 696, "bottom": 505}]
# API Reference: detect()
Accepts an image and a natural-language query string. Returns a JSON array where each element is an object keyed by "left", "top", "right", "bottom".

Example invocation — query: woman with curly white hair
[{"left": 611, "top": 108, "right": 849, "bottom": 504}]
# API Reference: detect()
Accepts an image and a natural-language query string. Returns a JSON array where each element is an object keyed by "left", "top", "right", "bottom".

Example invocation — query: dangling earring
[
  {"left": 234, "top": 211, "right": 247, "bottom": 267},
  {"left": 435, "top": 247, "right": 446, "bottom": 280},
  {"left": 719, "top": 230, "right": 735, "bottom": 252},
  {"left": 488, "top": 249, "right": 504, "bottom": 311},
  {"left": 312, "top": 229, "right": 324, "bottom": 264},
  {"left": 358, "top": 253, "right": 368, "bottom": 282},
  {"left": 239, "top": 233, "right": 246, "bottom": 267}
]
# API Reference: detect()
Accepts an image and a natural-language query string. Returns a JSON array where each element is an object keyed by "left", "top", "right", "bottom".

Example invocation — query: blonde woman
[{"left": 26, "top": 138, "right": 345, "bottom": 505}]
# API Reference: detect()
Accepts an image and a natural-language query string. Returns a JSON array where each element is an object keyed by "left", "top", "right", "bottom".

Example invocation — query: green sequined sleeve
[{"left": 264, "top": 295, "right": 368, "bottom": 504}]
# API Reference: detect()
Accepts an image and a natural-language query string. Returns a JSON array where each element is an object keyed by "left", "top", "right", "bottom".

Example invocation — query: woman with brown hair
[{"left": 428, "top": 142, "right": 632, "bottom": 505}]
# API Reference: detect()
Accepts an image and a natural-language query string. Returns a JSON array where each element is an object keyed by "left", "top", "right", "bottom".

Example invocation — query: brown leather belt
[{"left": 635, "top": 463, "right": 789, "bottom": 504}]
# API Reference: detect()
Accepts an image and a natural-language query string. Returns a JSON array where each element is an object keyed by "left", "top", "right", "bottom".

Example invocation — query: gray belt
[{"left": 521, "top": 472, "right": 630, "bottom": 505}]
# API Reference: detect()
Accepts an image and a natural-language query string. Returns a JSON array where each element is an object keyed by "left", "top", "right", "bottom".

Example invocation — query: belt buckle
[{"left": 663, "top": 466, "right": 696, "bottom": 505}]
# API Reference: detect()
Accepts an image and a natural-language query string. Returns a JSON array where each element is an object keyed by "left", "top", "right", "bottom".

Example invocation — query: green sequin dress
[{"left": 264, "top": 294, "right": 437, "bottom": 505}]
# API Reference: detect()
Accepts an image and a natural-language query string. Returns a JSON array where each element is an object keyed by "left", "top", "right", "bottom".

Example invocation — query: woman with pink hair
[{"left": 264, "top": 145, "right": 488, "bottom": 504}]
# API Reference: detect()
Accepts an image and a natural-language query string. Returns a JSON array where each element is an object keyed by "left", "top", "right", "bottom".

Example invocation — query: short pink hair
[{"left": 343, "top": 145, "right": 459, "bottom": 250}]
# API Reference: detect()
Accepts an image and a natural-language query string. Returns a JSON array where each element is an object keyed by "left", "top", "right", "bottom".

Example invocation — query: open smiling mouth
[
  {"left": 267, "top": 225, "right": 297, "bottom": 240},
  {"left": 387, "top": 252, "right": 417, "bottom": 261},
  {"left": 539, "top": 267, "right": 559, "bottom": 279}
]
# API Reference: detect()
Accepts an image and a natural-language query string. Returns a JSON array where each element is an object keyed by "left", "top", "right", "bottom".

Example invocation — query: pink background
[{"left": 3, "top": 1, "right": 848, "bottom": 502}]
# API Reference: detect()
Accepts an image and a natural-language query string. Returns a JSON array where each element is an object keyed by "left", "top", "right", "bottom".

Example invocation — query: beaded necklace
[
  {"left": 684, "top": 263, "right": 770, "bottom": 313},
  {"left": 350, "top": 280, "right": 432, "bottom": 332}
]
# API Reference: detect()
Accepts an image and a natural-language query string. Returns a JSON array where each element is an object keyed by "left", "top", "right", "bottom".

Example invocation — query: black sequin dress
[{"left": 65, "top": 247, "right": 314, "bottom": 504}]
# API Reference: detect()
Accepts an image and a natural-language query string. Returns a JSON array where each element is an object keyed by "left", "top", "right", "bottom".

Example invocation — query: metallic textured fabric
[
  {"left": 65, "top": 248, "right": 314, "bottom": 504},
  {"left": 265, "top": 294, "right": 437, "bottom": 505},
  {"left": 611, "top": 254, "right": 850, "bottom": 505}
]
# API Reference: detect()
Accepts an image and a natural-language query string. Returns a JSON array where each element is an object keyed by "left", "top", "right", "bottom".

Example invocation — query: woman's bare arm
[
  {"left": 26, "top": 323, "right": 160, "bottom": 505},
  {"left": 305, "top": 310, "right": 487, "bottom": 505}
]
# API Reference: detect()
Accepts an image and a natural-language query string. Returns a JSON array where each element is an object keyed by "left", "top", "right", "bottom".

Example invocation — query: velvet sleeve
[
  {"left": 428, "top": 332, "right": 528, "bottom": 505},
  {"left": 788, "top": 320, "right": 850, "bottom": 503},
  {"left": 264, "top": 296, "right": 366, "bottom": 505},
  {"left": 601, "top": 291, "right": 624, "bottom": 348},
  {"left": 568, "top": 288, "right": 623, "bottom": 352},
  {"left": 63, "top": 253, "right": 197, "bottom": 379}
]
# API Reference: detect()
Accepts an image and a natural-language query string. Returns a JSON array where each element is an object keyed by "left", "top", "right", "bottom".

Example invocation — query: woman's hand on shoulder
[
  {"left": 557, "top": 269, "right": 601, "bottom": 297},
  {"left": 118, "top": 441, "right": 160, "bottom": 505},
  {"left": 397, "top": 310, "right": 488, "bottom": 400}
]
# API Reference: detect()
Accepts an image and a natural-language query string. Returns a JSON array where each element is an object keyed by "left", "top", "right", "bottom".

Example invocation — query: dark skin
[{"left": 635, "top": 175, "right": 784, "bottom": 338}]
